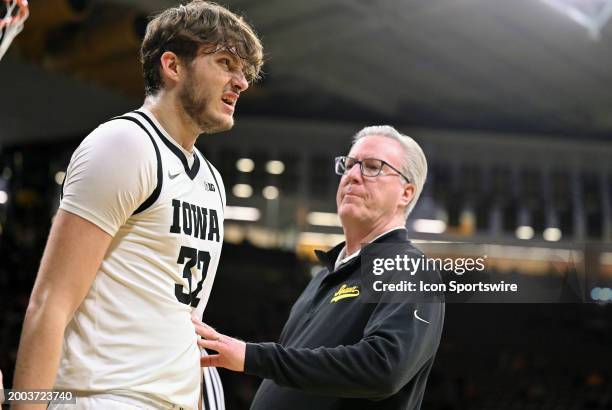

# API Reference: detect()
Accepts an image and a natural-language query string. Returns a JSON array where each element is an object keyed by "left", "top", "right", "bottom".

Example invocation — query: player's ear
[{"left": 159, "top": 51, "right": 182, "bottom": 85}]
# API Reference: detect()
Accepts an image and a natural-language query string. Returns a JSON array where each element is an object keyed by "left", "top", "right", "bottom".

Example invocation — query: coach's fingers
[
  {"left": 196, "top": 326, "right": 218, "bottom": 340},
  {"left": 193, "top": 321, "right": 220, "bottom": 340},
  {"left": 198, "top": 338, "right": 223, "bottom": 351},
  {"left": 200, "top": 354, "right": 221, "bottom": 367},
  {"left": 191, "top": 317, "right": 217, "bottom": 330},
  {"left": 192, "top": 317, "right": 215, "bottom": 330}
]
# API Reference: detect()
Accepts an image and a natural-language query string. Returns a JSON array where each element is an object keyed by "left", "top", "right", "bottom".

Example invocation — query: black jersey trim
[
  {"left": 60, "top": 171, "right": 66, "bottom": 199},
  {"left": 210, "top": 367, "right": 220, "bottom": 409},
  {"left": 200, "top": 152, "right": 225, "bottom": 211},
  {"left": 133, "top": 110, "right": 201, "bottom": 180},
  {"left": 110, "top": 115, "right": 163, "bottom": 215}
]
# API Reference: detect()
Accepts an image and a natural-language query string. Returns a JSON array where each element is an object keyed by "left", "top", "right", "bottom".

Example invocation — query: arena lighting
[
  {"left": 600, "top": 252, "right": 612, "bottom": 265},
  {"left": 224, "top": 206, "right": 260, "bottom": 222},
  {"left": 54, "top": 171, "right": 66, "bottom": 185},
  {"left": 601, "top": 288, "right": 612, "bottom": 301},
  {"left": 265, "top": 160, "right": 285, "bottom": 175},
  {"left": 538, "top": 0, "right": 612, "bottom": 39},
  {"left": 262, "top": 185, "right": 279, "bottom": 200},
  {"left": 223, "top": 224, "right": 246, "bottom": 243},
  {"left": 298, "top": 232, "right": 346, "bottom": 247},
  {"left": 232, "top": 183, "right": 253, "bottom": 198},
  {"left": 591, "top": 287, "right": 601, "bottom": 300},
  {"left": 516, "top": 225, "right": 535, "bottom": 240},
  {"left": 412, "top": 219, "right": 446, "bottom": 234},
  {"left": 543, "top": 227, "right": 562, "bottom": 242},
  {"left": 591, "top": 287, "right": 612, "bottom": 302},
  {"left": 0, "top": 190, "right": 8, "bottom": 204},
  {"left": 486, "top": 244, "right": 578, "bottom": 262},
  {"left": 236, "top": 158, "right": 254, "bottom": 173},
  {"left": 307, "top": 212, "right": 342, "bottom": 227}
]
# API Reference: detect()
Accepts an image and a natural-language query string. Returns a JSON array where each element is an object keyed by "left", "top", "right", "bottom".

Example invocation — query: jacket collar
[{"left": 315, "top": 228, "right": 408, "bottom": 273}]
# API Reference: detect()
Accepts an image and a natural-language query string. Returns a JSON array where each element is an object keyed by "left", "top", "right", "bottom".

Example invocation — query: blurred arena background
[{"left": 1, "top": 0, "right": 612, "bottom": 408}]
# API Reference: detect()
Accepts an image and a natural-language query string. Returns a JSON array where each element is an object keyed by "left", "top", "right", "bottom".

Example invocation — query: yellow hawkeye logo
[{"left": 331, "top": 284, "right": 360, "bottom": 303}]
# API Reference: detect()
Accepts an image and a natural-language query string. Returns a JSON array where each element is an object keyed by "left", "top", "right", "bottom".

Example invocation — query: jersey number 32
[{"left": 175, "top": 246, "right": 210, "bottom": 307}]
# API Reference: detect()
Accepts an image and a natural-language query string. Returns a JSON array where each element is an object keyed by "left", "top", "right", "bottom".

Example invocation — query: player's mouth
[{"left": 221, "top": 92, "right": 239, "bottom": 113}]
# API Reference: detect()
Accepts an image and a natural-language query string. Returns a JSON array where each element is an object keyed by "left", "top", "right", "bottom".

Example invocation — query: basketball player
[{"left": 12, "top": 2, "right": 263, "bottom": 409}]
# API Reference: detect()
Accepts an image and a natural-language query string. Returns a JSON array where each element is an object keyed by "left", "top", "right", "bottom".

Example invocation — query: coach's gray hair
[{"left": 352, "top": 125, "right": 427, "bottom": 219}]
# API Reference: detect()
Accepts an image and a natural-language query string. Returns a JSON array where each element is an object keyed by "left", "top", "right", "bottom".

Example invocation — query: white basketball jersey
[{"left": 56, "top": 109, "right": 225, "bottom": 409}]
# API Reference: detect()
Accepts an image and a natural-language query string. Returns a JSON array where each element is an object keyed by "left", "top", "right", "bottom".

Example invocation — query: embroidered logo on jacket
[{"left": 331, "top": 284, "right": 360, "bottom": 303}]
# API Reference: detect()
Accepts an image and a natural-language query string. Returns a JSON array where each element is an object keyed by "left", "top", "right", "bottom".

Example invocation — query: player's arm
[
  {"left": 12, "top": 118, "right": 155, "bottom": 409},
  {"left": 11, "top": 210, "right": 112, "bottom": 409}
]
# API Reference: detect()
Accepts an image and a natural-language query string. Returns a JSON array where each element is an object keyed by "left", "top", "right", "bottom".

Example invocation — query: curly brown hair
[{"left": 140, "top": 1, "right": 264, "bottom": 96}]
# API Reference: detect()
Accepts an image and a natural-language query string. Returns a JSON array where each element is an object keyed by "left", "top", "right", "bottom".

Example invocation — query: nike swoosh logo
[
  {"left": 414, "top": 309, "right": 430, "bottom": 324},
  {"left": 168, "top": 171, "right": 181, "bottom": 179}
]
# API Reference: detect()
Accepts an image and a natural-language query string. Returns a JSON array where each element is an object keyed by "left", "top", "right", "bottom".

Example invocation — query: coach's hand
[{"left": 192, "top": 318, "right": 246, "bottom": 372}]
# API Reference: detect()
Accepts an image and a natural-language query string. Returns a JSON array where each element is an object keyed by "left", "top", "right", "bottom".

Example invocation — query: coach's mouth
[{"left": 341, "top": 190, "right": 365, "bottom": 203}]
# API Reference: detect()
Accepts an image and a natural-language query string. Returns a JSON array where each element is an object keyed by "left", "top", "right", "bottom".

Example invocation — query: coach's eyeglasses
[{"left": 334, "top": 156, "right": 411, "bottom": 183}]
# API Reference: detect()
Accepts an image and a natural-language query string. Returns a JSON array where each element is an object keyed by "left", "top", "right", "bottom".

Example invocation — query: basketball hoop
[{"left": 0, "top": 0, "right": 29, "bottom": 60}]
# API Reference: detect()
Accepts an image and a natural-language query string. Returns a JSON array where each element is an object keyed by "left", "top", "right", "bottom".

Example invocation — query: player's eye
[{"left": 219, "top": 58, "right": 231, "bottom": 68}]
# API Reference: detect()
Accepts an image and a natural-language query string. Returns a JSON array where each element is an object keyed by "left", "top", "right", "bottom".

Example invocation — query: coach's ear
[
  {"left": 159, "top": 51, "right": 182, "bottom": 87},
  {"left": 400, "top": 182, "right": 415, "bottom": 208}
]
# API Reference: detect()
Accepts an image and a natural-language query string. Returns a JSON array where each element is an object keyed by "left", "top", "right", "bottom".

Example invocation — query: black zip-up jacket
[{"left": 245, "top": 228, "right": 445, "bottom": 410}]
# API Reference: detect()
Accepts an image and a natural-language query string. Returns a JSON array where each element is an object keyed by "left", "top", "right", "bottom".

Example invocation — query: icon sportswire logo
[{"left": 331, "top": 284, "right": 360, "bottom": 303}]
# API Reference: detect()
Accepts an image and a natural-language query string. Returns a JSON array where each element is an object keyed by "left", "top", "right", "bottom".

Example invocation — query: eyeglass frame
[{"left": 334, "top": 156, "right": 411, "bottom": 184}]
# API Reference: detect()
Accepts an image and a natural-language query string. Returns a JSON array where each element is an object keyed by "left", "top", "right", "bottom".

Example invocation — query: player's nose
[{"left": 233, "top": 70, "right": 248, "bottom": 92}]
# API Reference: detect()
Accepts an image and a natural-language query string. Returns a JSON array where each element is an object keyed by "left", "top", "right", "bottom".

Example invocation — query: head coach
[{"left": 195, "top": 125, "right": 445, "bottom": 410}]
